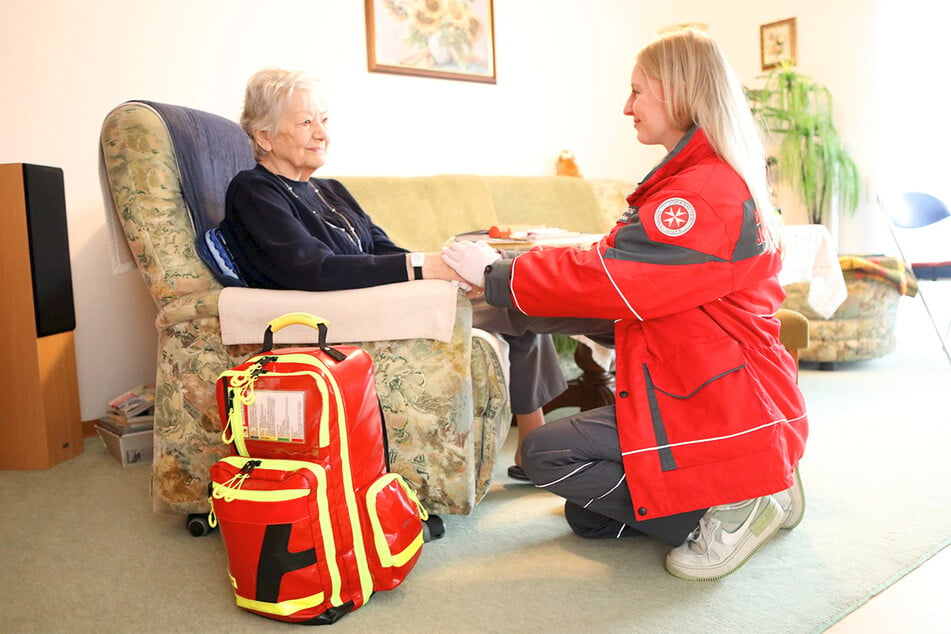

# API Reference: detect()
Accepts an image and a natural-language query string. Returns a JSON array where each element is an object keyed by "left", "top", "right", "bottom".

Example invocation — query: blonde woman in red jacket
[{"left": 442, "top": 29, "right": 807, "bottom": 581}]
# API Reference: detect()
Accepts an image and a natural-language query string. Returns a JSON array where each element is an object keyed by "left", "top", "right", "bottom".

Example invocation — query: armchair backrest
[
  {"left": 100, "top": 101, "right": 254, "bottom": 305},
  {"left": 145, "top": 102, "right": 255, "bottom": 234}
]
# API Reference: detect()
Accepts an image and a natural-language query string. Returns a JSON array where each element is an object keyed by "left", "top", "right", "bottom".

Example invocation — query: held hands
[
  {"left": 413, "top": 251, "right": 473, "bottom": 291},
  {"left": 441, "top": 240, "right": 501, "bottom": 288}
]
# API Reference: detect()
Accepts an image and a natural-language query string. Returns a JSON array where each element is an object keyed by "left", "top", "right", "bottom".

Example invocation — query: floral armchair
[{"left": 99, "top": 101, "right": 511, "bottom": 518}]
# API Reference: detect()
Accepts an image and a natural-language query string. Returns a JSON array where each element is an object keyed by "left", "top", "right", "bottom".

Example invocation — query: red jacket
[{"left": 484, "top": 128, "right": 807, "bottom": 519}]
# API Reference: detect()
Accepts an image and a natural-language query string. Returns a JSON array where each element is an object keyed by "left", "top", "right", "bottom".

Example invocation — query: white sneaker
[
  {"left": 773, "top": 466, "right": 805, "bottom": 529},
  {"left": 665, "top": 496, "right": 783, "bottom": 581}
]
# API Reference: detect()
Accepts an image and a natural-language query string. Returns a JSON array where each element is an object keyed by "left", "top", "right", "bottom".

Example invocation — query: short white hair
[{"left": 240, "top": 68, "right": 326, "bottom": 159}]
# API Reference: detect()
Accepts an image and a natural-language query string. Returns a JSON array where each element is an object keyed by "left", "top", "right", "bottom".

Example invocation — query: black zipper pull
[
  {"left": 249, "top": 356, "right": 278, "bottom": 379},
  {"left": 239, "top": 459, "right": 262, "bottom": 476}
]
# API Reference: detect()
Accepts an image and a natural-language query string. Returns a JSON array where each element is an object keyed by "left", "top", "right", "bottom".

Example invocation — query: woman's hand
[{"left": 441, "top": 241, "right": 501, "bottom": 288}]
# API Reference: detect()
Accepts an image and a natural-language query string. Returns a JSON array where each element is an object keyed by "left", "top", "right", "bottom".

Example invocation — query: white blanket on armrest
[
  {"left": 219, "top": 282, "right": 458, "bottom": 345},
  {"left": 99, "top": 143, "right": 136, "bottom": 275}
]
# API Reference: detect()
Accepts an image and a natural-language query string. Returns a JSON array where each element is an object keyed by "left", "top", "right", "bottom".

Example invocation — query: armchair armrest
[
  {"left": 776, "top": 308, "right": 810, "bottom": 353},
  {"left": 776, "top": 308, "right": 810, "bottom": 379},
  {"left": 218, "top": 281, "right": 459, "bottom": 345}
]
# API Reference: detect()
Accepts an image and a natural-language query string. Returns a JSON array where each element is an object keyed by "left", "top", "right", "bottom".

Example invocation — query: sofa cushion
[
  {"left": 336, "top": 175, "right": 499, "bottom": 252},
  {"left": 483, "top": 175, "right": 609, "bottom": 233}
]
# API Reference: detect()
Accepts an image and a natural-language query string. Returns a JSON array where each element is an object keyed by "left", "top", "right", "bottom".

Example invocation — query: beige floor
[
  {"left": 827, "top": 544, "right": 951, "bottom": 632},
  {"left": 829, "top": 281, "right": 951, "bottom": 633}
]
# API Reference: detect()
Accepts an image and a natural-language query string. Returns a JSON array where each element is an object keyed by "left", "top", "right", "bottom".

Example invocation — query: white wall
[
  {"left": 668, "top": 0, "right": 879, "bottom": 236},
  {"left": 0, "top": 0, "right": 673, "bottom": 420}
]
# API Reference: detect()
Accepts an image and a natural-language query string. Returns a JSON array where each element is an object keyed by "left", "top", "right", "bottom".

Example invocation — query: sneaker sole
[
  {"left": 665, "top": 497, "right": 784, "bottom": 582},
  {"left": 782, "top": 467, "right": 805, "bottom": 530}
]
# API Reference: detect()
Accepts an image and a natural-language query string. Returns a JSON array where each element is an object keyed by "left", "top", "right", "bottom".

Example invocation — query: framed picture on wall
[
  {"left": 365, "top": 0, "right": 496, "bottom": 84},
  {"left": 760, "top": 17, "right": 797, "bottom": 70}
]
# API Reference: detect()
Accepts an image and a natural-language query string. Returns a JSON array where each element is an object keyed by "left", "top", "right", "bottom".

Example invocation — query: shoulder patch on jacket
[{"left": 654, "top": 197, "right": 696, "bottom": 237}]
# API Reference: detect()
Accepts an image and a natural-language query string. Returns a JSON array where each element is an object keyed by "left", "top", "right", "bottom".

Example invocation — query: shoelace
[{"left": 688, "top": 515, "right": 722, "bottom": 553}]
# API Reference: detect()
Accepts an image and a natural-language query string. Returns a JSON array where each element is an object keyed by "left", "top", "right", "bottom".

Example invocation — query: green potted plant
[{"left": 747, "top": 62, "right": 861, "bottom": 225}]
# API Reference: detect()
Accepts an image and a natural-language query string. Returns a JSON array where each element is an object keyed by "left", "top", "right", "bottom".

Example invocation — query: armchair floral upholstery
[{"left": 100, "top": 101, "right": 510, "bottom": 516}]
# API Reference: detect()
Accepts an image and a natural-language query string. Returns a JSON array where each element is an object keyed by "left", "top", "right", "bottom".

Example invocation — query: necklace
[{"left": 274, "top": 174, "right": 363, "bottom": 251}]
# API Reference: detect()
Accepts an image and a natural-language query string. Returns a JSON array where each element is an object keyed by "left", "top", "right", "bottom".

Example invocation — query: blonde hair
[
  {"left": 241, "top": 68, "right": 326, "bottom": 159},
  {"left": 636, "top": 29, "right": 780, "bottom": 250}
]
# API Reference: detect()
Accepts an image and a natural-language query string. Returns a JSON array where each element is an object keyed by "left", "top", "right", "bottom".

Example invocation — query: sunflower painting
[{"left": 365, "top": 0, "right": 496, "bottom": 83}]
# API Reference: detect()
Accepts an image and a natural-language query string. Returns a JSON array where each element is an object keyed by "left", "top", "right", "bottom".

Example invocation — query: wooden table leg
[{"left": 543, "top": 342, "right": 615, "bottom": 414}]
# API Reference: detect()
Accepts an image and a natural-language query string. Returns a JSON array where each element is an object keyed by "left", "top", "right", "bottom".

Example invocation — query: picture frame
[
  {"left": 365, "top": 0, "right": 496, "bottom": 84},
  {"left": 760, "top": 17, "right": 797, "bottom": 71}
]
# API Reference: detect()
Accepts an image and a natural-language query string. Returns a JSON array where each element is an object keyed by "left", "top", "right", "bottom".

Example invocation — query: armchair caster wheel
[
  {"left": 186, "top": 513, "right": 214, "bottom": 537},
  {"left": 422, "top": 515, "right": 445, "bottom": 542}
]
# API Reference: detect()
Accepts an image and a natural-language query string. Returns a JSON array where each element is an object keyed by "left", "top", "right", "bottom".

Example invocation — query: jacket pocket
[{"left": 642, "top": 338, "right": 775, "bottom": 471}]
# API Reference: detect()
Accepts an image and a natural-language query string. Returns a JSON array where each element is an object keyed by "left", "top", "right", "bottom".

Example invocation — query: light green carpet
[{"left": 2, "top": 296, "right": 949, "bottom": 633}]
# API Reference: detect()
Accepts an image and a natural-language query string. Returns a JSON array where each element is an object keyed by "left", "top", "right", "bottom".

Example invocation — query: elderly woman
[{"left": 219, "top": 68, "right": 612, "bottom": 478}]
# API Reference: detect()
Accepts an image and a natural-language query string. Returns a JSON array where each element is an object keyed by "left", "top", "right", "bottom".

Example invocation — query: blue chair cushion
[{"left": 198, "top": 227, "right": 246, "bottom": 287}]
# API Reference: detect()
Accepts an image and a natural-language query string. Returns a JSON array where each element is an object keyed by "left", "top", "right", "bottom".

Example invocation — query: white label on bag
[{"left": 244, "top": 390, "right": 306, "bottom": 443}]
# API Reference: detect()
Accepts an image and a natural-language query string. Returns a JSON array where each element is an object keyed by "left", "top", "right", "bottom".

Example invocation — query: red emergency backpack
[{"left": 209, "top": 313, "right": 432, "bottom": 624}]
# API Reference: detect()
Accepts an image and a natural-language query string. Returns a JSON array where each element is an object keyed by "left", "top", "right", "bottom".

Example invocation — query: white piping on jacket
[
  {"left": 597, "top": 248, "right": 643, "bottom": 320},
  {"left": 508, "top": 249, "right": 644, "bottom": 321},
  {"left": 621, "top": 411, "right": 808, "bottom": 457}
]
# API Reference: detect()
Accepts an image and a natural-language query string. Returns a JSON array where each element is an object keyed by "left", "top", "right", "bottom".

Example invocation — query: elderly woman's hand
[
  {"left": 441, "top": 240, "right": 501, "bottom": 288},
  {"left": 412, "top": 251, "right": 473, "bottom": 291}
]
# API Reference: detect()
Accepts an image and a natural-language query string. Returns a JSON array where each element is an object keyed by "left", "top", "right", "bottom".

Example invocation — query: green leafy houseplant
[{"left": 747, "top": 62, "right": 861, "bottom": 225}]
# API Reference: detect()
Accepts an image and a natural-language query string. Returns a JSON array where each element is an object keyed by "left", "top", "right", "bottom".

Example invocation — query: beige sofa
[{"left": 100, "top": 100, "right": 628, "bottom": 522}]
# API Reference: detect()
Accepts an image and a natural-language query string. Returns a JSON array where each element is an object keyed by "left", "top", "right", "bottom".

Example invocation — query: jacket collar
[{"left": 626, "top": 127, "right": 716, "bottom": 205}]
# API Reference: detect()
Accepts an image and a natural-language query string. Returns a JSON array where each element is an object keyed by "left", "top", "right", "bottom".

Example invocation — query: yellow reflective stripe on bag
[
  {"left": 309, "top": 354, "right": 375, "bottom": 603},
  {"left": 211, "top": 483, "right": 311, "bottom": 503},
  {"left": 223, "top": 389, "right": 250, "bottom": 457},
  {"left": 235, "top": 591, "right": 325, "bottom": 617},
  {"left": 366, "top": 474, "right": 424, "bottom": 568}
]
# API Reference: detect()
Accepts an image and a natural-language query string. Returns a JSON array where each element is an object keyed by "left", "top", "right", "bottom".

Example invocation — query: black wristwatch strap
[{"left": 410, "top": 252, "right": 424, "bottom": 280}]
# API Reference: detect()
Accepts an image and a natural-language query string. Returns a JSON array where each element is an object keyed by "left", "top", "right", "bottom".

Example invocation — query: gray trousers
[
  {"left": 521, "top": 405, "right": 707, "bottom": 546},
  {"left": 470, "top": 299, "right": 615, "bottom": 415}
]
